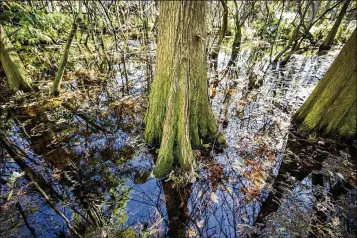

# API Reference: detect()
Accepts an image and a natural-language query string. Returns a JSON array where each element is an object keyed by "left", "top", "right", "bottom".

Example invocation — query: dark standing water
[{"left": 1, "top": 43, "right": 353, "bottom": 238}]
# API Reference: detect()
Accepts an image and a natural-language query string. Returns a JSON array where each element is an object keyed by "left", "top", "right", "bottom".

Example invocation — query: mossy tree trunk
[
  {"left": 145, "top": 1, "right": 218, "bottom": 178},
  {"left": 0, "top": 24, "right": 33, "bottom": 92},
  {"left": 227, "top": 0, "right": 254, "bottom": 68},
  {"left": 275, "top": 0, "right": 342, "bottom": 65},
  {"left": 53, "top": 20, "right": 78, "bottom": 96},
  {"left": 273, "top": 17, "right": 304, "bottom": 64},
  {"left": 319, "top": 0, "right": 351, "bottom": 51},
  {"left": 293, "top": 29, "right": 356, "bottom": 139},
  {"left": 227, "top": 1, "right": 242, "bottom": 68}
]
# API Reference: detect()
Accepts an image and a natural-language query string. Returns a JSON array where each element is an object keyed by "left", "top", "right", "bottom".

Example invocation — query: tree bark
[
  {"left": 144, "top": 1, "right": 219, "bottom": 178},
  {"left": 211, "top": 0, "right": 228, "bottom": 62},
  {"left": 228, "top": 25, "right": 241, "bottom": 67},
  {"left": 275, "top": 0, "right": 342, "bottom": 64},
  {"left": 227, "top": 0, "right": 242, "bottom": 68},
  {"left": 0, "top": 24, "right": 33, "bottom": 92},
  {"left": 319, "top": 0, "right": 351, "bottom": 51},
  {"left": 293, "top": 29, "right": 356, "bottom": 139},
  {"left": 53, "top": 20, "right": 78, "bottom": 96}
]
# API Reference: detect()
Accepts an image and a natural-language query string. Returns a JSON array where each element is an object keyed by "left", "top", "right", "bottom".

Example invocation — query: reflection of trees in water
[
  {"left": 130, "top": 160, "right": 263, "bottom": 237},
  {"left": 129, "top": 132, "right": 356, "bottom": 238},
  {"left": 163, "top": 182, "right": 192, "bottom": 238},
  {"left": 0, "top": 102, "right": 135, "bottom": 237},
  {"left": 255, "top": 130, "right": 357, "bottom": 237},
  {"left": 1, "top": 36, "right": 354, "bottom": 238}
]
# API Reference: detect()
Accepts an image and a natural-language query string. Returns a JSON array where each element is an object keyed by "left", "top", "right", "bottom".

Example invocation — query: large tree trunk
[
  {"left": 145, "top": 1, "right": 218, "bottom": 178},
  {"left": 293, "top": 29, "right": 356, "bottom": 139},
  {"left": 319, "top": 0, "right": 351, "bottom": 51},
  {"left": 0, "top": 24, "right": 33, "bottom": 92}
]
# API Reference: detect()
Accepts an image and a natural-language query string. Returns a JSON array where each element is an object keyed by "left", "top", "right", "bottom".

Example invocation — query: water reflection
[{"left": 1, "top": 45, "right": 355, "bottom": 237}]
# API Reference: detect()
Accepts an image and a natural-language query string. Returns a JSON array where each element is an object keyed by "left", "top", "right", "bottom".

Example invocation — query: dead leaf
[
  {"left": 210, "top": 192, "right": 219, "bottom": 203},
  {"left": 188, "top": 227, "right": 197, "bottom": 237}
]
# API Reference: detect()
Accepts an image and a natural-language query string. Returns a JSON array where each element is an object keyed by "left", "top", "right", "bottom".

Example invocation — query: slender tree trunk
[
  {"left": 145, "top": 1, "right": 219, "bottom": 178},
  {"left": 227, "top": 9, "right": 242, "bottom": 67},
  {"left": 99, "top": 26, "right": 111, "bottom": 71},
  {"left": 53, "top": 20, "right": 78, "bottom": 96},
  {"left": 210, "top": 0, "right": 230, "bottom": 98},
  {"left": 0, "top": 24, "right": 33, "bottom": 92},
  {"left": 273, "top": 0, "right": 309, "bottom": 64},
  {"left": 293, "top": 29, "right": 356, "bottom": 139},
  {"left": 269, "top": 1, "right": 285, "bottom": 63},
  {"left": 276, "top": 0, "right": 343, "bottom": 65},
  {"left": 319, "top": 0, "right": 351, "bottom": 51},
  {"left": 280, "top": 35, "right": 302, "bottom": 65},
  {"left": 273, "top": 23, "right": 301, "bottom": 63},
  {"left": 211, "top": 0, "right": 228, "bottom": 61}
]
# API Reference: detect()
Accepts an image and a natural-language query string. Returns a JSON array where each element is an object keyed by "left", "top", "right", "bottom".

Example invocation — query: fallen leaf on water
[
  {"left": 7, "top": 190, "right": 13, "bottom": 201},
  {"left": 225, "top": 186, "right": 232, "bottom": 195},
  {"left": 211, "top": 88, "right": 216, "bottom": 98},
  {"left": 247, "top": 187, "right": 260, "bottom": 197},
  {"left": 227, "top": 89, "right": 235, "bottom": 96},
  {"left": 244, "top": 159, "right": 258, "bottom": 166},
  {"left": 254, "top": 180, "right": 262, "bottom": 187},
  {"left": 336, "top": 173, "right": 345, "bottom": 180},
  {"left": 197, "top": 190, "right": 202, "bottom": 198},
  {"left": 267, "top": 153, "right": 275, "bottom": 162},
  {"left": 196, "top": 220, "right": 204, "bottom": 228},
  {"left": 238, "top": 100, "right": 247, "bottom": 106},
  {"left": 188, "top": 227, "right": 197, "bottom": 237},
  {"left": 210, "top": 192, "right": 219, "bottom": 203}
]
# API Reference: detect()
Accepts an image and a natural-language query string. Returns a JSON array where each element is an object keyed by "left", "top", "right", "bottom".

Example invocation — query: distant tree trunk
[
  {"left": 227, "top": 0, "right": 242, "bottom": 68},
  {"left": 319, "top": 0, "right": 351, "bottom": 51},
  {"left": 273, "top": 21, "right": 302, "bottom": 64},
  {"left": 226, "top": 0, "right": 254, "bottom": 69},
  {"left": 211, "top": 0, "right": 228, "bottom": 61},
  {"left": 227, "top": 24, "right": 241, "bottom": 67},
  {"left": 0, "top": 24, "right": 33, "bottom": 92},
  {"left": 293, "top": 29, "right": 356, "bottom": 139},
  {"left": 276, "top": 0, "right": 342, "bottom": 65},
  {"left": 145, "top": 1, "right": 220, "bottom": 178},
  {"left": 53, "top": 20, "right": 77, "bottom": 96}
]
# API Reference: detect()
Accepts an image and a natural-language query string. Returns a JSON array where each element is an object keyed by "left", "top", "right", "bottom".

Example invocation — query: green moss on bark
[
  {"left": 0, "top": 24, "right": 32, "bottom": 92},
  {"left": 145, "top": 1, "right": 219, "bottom": 178},
  {"left": 294, "top": 29, "right": 356, "bottom": 139},
  {"left": 53, "top": 20, "right": 77, "bottom": 96},
  {"left": 319, "top": 0, "right": 351, "bottom": 51}
]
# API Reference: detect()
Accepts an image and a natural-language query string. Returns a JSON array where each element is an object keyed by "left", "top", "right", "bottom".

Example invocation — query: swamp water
[{"left": 0, "top": 44, "right": 355, "bottom": 237}]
